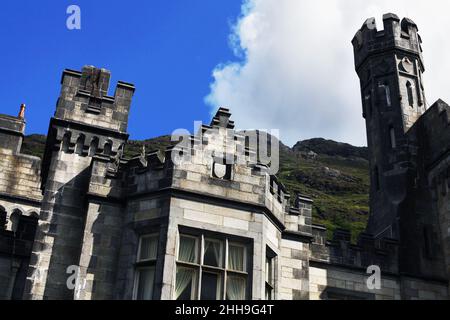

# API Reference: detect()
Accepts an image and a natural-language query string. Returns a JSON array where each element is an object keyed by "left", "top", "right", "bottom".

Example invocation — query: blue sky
[{"left": 0, "top": 0, "right": 242, "bottom": 140}]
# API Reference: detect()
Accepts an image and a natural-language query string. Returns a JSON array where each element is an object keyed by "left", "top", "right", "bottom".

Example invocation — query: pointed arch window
[
  {"left": 104, "top": 141, "right": 112, "bottom": 156},
  {"left": 62, "top": 132, "right": 71, "bottom": 153}
]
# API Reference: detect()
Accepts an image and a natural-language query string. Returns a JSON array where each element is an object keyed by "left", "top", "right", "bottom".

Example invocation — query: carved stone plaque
[{"left": 213, "top": 162, "right": 227, "bottom": 179}]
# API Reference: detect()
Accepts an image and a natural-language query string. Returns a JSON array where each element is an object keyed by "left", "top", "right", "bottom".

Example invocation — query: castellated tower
[
  {"left": 352, "top": 13, "right": 426, "bottom": 239},
  {"left": 352, "top": 14, "right": 447, "bottom": 281},
  {"left": 25, "top": 66, "right": 135, "bottom": 299}
]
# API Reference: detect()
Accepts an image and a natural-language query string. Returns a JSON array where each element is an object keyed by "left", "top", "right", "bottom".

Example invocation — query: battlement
[
  {"left": 55, "top": 65, "right": 135, "bottom": 133},
  {"left": 352, "top": 13, "right": 424, "bottom": 71},
  {"left": 311, "top": 225, "right": 399, "bottom": 273},
  {"left": 407, "top": 99, "right": 450, "bottom": 171},
  {"left": 210, "top": 107, "right": 235, "bottom": 129}
]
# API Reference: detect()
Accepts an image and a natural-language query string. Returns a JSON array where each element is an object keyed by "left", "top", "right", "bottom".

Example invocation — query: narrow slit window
[
  {"left": 89, "top": 137, "right": 99, "bottom": 156},
  {"left": 61, "top": 133, "right": 71, "bottom": 153},
  {"left": 104, "top": 141, "right": 112, "bottom": 156},
  {"left": 265, "top": 247, "right": 276, "bottom": 300},
  {"left": 75, "top": 135, "right": 85, "bottom": 155},
  {"left": 389, "top": 126, "right": 397, "bottom": 149},
  {"left": 385, "top": 85, "right": 391, "bottom": 107},
  {"left": 406, "top": 81, "right": 414, "bottom": 107},
  {"left": 364, "top": 94, "right": 372, "bottom": 117}
]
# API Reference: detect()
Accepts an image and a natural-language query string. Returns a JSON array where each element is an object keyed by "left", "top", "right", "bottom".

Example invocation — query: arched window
[
  {"left": 389, "top": 126, "right": 397, "bottom": 149},
  {"left": 0, "top": 206, "right": 6, "bottom": 229},
  {"left": 10, "top": 209, "right": 23, "bottom": 233},
  {"left": 75, "top": 134, "right": 85, "bottom": 155},
  {"left": 62, "top": 132, "right": 72, "bottom": 153},
  {"left": 406, "top": 81, "right": 414, "bottom": 107},
  {"left": 89, "top": 137, "right": 99, "bottom": 156},
  {"left": 104, "top": 141, "right": 112, "bottom": 156}
]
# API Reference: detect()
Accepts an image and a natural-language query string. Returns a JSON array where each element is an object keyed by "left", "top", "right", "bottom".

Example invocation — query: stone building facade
[{"left": 0, "top": 13, "right": 449, "bottom": 300}]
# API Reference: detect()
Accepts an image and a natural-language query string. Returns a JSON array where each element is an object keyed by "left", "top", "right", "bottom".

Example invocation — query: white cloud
[{"left": 205, "top": 0, "right": 450, "bottom": 147}]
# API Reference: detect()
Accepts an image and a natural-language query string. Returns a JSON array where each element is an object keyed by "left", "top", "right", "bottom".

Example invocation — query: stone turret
[
  {"left": 25, "top": 66, "right": 135, "bottom": 300},
  {"left": 352, "top": 14, "right": 427, "bottom": 239},
  {"left": 353, "top": 14, "right": 448, "bottom": 285}
]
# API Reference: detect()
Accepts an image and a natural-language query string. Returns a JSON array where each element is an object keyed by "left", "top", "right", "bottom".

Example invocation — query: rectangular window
[
  {"left": 134, "top": 234, "right": 159, "bottom": 300},
  {"left": 389, "top": 126, "right": 397, "bottom": 149},
  {"left": 204, "top": 239, "right": 223, "bottom": 268},
  {"left": 135, "top": 267, "right": 155, "bottom": 300},
  {"left": 201, "top": 271, "right": 222, "bottom": 300},
  {"left": 175, "top": 265, "right": 198, "bottom": 300},
  {"left": 226, "top": 274, "right": 246, "bottom": 300},
  {"left": 228, "top": 244, "right": 246, "bottom": 272},
  {"left": 265, "top": 248, "right": 276, "bottom": 300},
  {"left": 138, "top": 234, "right": 159, "bottom": 261},
  {"left": 175, "top": 232, "right": 249, "bottom": 300},
  {"left": 178, "top": 235, "right": 199, "bottom": 264}
]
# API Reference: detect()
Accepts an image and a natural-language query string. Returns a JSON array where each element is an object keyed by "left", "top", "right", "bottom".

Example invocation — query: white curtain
[
  {"left": 140, "top": 235, "right": 158, "bottom": 261},
  {"left": 226, "top": 275, "right": 246, "bottom": 300},
  {"left": 179, "top": 236, "right": 196, "bottom": 263},
  {"left": 228, "top": 245, "right": 244, "bottom": 271},
  {"left": 136, "top": 267, "right": 155, "bottom": 300},
  {"left": 175, "top": 266, "right": 195, "bottom": 300},
  {"left": 205, "top": 240, "right": 222, "bottom": 267}
]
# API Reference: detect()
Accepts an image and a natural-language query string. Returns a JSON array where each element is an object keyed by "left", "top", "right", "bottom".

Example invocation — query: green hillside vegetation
[{"left": 21, "top": 134, "right": 370, "bottom": 242}]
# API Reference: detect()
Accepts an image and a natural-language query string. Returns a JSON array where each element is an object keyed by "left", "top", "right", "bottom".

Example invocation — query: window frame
[
  {"left": 137, "top": 233, "right": 160, "bottom": 263},
  {"left": 133, "top": 233, "right": 159, "bottom": 300},
  {"left": 265, "top": 246, "right": 276, "bottom": 300},
  {"left": 175, "top": 230, "right": 251, "bottom": 300},
  {"left": 203, "top": 237, "right": 224, "bottom": 268}
]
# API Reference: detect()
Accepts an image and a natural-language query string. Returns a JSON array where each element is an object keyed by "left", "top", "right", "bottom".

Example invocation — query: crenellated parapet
[
  {"left": 352, "top": 13, "right": 423, "bottom": 72},
  {"left": 57, "top": 66, "right": 135, "bottom": 132},
  {"left": 40, "top": 66, "right": 135, "bottom": 191},
  {"left": 311, "top": 225, "right": 399, "bottom": 274}
]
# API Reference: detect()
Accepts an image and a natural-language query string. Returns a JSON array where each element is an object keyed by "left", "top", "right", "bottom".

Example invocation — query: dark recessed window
[
  {"left": 265, "top": 247, "right": 276, "bottom": 300},
  {"left": 0, "top": 207, "right": 6, "bottom": 229},
  {"left": 374, "top": 166, "right": 380, "bottom": 191},
  {"left": 16, "top": 215, "right": 38, "bottom": 241}
]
